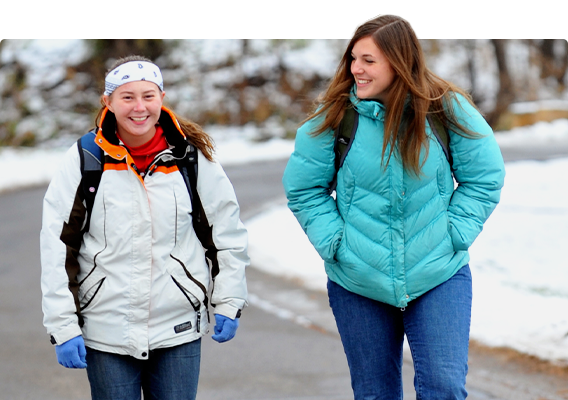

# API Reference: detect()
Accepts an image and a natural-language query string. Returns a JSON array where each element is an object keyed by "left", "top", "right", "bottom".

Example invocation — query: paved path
[{"left": 1, "top": 144, "right": 568, "bottom": 399}]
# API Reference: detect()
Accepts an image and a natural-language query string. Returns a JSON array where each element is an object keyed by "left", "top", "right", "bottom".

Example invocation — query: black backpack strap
[
  {"left": 330, "top": 108, "right": 451, "bottom": 192},
  {"left": 77, "top": 129, "right": 103, "bottom": 232},
  {"left": 427, "top": 114, "right": 453, "bottom": 167},
  {"left": 330, "top": 106, "right": 359, "bottom": 193},
  {"left": 177, "top": 143, "right": 220, "bottom": 283}
]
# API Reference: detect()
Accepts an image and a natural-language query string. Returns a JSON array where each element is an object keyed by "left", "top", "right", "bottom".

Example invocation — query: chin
[{"left": 355, "top": 88, "right": 373, "bottom": 99}]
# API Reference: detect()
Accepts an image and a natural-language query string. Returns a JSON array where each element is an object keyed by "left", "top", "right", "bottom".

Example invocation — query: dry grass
[{"left": 470, "top": 339, "right": 568, "bottom": 378}]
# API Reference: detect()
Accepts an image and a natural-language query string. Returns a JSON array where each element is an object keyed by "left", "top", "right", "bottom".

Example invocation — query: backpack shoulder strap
[
  {"left": 77, "top": 129, "right": 103, "bottom": 232},
  {"left": 330, "top": 106, "right": 359, "bottom": 193},
  {"left": 177, "top": 143, "right": 220, "bottom": 283},
  {"left": 330, "top": 109, "right": 451, "bottom": 191},
  {"left": 427, "top": 114, "right": 453, "bottom": 168}
]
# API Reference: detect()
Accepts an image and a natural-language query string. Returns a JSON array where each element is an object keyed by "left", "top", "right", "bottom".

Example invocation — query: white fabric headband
[{"left": 104, "top": 61, "right": 164, "bottom": 96}]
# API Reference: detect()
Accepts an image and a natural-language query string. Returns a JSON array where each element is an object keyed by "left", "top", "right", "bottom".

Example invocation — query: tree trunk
[
  {"left": 72, "top": 13, "right": 164, "bottom": 81},
  {"left": 239, "top": 13, "right": 251, "bottom": 56},
  {"left": 540, "top": 14, "right": 556, "bottom": 79},
  {"left": 486, "top": 39, "right": 515, "bottom": 128},
  {"left": 539, "top": 39, "right": 568, "bottom": 89},
  {"left": 560, "top": 40, "right": 568, "bottom": 88},
  {"left": 463, "top": 39, "right": 481, "bottom": 104}
]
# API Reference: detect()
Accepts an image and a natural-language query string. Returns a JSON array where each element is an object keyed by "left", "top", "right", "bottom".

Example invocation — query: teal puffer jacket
[{"left": 283, "top": 92, "right": 505, "bottom": 308}]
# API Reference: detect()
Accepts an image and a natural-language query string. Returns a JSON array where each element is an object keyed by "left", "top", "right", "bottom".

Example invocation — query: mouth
[
  {"left": 130, "top": 116, "right": 149, "bottom": 122},
  {"left": 357, "top": 79, "right": 371, "bottom": 85}
]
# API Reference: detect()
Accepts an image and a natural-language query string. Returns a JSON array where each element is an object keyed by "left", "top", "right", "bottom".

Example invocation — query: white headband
[{"left": 104, "top": 61, "right": 164, "bottom": 96}]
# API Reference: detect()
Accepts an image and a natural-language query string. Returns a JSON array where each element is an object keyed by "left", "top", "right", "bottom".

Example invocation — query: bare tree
[
  {"left": 486, "top": 39, "right": 515, "bottom": 128},
  {"left": 540, "top": 39, "right": 556, "bottom": 78},
  {"left": 539, "top": 39, "right": 568, "bottom": 90},
  {"left": 462, "top": 39, "right": 482, "bottom": 105},
  {"left": 239, "top": 13, "right": 252, "bottom": 56},
  {"left": 558, "top": 40, "right": 567, "bottom": 86},
  {"left": 71, "top": 13, "right": 164, "bottom": 80}
]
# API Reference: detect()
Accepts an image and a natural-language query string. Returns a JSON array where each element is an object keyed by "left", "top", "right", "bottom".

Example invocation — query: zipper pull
[
  {"left": 130, "top": 163, "right": 140, "bottom": 175},
  {"left": 148, "top": 164, "right": 158, "bottom": 177},
  {"left": 196, "top": 311, "right": 201, "bottom": 333}
]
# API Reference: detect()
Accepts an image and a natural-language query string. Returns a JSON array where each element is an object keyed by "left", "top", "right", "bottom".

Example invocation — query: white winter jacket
[{"left": 41, "top": 107, "right": 248, "bottom": 359}]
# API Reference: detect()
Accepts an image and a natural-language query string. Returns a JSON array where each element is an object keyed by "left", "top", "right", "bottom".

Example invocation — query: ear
[
  {"left": 161, "top": 91, "right": 166, "bottom": 100},
  {"left": 102, "top": 95, "right": 113, "bottom": 112}
]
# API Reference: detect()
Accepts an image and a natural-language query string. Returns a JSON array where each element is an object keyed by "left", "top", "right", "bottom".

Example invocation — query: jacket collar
[
  {"left": 349, "top": 86, "right": 415, "bottom": 122},
  {"left": 95, "top": 106, "right": 188, "bottom": 161},
  {"left": 349, "top": 85, "right": 386, "bottom": 121}
]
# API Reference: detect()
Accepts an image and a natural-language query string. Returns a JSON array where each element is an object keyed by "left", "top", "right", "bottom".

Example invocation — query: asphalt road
[{"left": 1, "top": 146, "right": 567, "bottom": 399}]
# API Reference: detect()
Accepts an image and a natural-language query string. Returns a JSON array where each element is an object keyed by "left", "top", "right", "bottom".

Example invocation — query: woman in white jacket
[{"left": 40, "top": 55, "right": 249, "bottom": 400}]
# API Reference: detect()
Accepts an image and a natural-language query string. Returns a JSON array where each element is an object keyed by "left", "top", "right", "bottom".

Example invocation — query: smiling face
[
  {"left": 351, "top": 36, "right": 396, "bottom": 105},
  {"left": 103, "top": 80, "right": 165, "bottom": 147}
]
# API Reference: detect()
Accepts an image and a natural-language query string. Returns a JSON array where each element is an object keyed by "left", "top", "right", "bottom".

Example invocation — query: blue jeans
[
  {"left": 85, "top": 339, "right": 201, "bottom": 400},
  {"left": 328, "top": 265, "right": 472, "bottom": 400}
]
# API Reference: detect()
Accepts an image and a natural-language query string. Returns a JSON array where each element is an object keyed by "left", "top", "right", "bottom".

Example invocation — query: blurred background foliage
[{"left": 0, "top": 38, "right": 567, "bottom": 147}]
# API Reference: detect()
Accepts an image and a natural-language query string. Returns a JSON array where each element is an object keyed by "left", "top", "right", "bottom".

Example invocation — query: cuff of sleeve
[
  {"left": 214, "top": 303, "right": 242, "bottom": 319},
  {"left": 450, "top": 224, "right": 469, "bottom": 251},
  {"left": 49, "top": 324, "right": 82, "bottom": 346},
  {"left": 326, "top": 228, "right": 344, "bottom": 263}
]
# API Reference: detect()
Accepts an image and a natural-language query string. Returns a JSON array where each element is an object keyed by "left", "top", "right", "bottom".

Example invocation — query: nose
[
  {"left": 133, "top": 98, "right": 145, "bottom": 112},
  {"left": 351, "top": 58, "right": 363, "bottom": 75}
]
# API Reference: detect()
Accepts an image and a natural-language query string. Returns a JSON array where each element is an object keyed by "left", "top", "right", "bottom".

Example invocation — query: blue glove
[
  {"left": 211, "top": 314, "right": 239, "bottom": 343},
  {"left": 55, "top": 335, "right": 87, "bottom": 369}
]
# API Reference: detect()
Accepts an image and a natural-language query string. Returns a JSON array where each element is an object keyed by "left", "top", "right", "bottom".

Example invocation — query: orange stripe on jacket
[
  {"left": 104, "top": 163, "right": 129, "bottom": 172},
  {"left": 152, "top": 165, "right": 179, "bottom": 175}
]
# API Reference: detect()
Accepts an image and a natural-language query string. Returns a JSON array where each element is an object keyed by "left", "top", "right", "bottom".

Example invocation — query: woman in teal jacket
[{"left": 283, "top": 15, "right": 505, "bottom": 399}]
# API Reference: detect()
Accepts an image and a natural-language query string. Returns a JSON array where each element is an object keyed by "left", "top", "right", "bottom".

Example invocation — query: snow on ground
[
  {"left": 247, "top": 158, "right": 568, "bottom": 366},
  {"left": 1, "top": 119, "right": 567, "bottom": 366},
  {"left": 2, "top": 35, "right": 566, "bottom": 376}
]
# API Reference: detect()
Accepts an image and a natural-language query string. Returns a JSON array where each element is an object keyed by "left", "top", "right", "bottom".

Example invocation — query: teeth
[
  {"left": 131, "top": 117, "right": 147, "bottom": 121},
  {"left": 358, "top": 79, "right": 371, "bottom": 84}
]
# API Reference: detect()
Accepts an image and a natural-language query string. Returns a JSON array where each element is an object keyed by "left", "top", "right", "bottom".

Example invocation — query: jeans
[
  {"left": 85, "top": 339, "right": 201, "bottom": 400},
  {"left": 328, "top": 265, "right": 472, "bottom": 400}
]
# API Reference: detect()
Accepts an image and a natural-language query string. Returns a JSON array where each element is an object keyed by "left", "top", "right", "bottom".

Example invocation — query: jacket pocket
[
  {"left": 168, "top": 252, "right": 207, "bottom": 296},
  {"left": 333, "top": 223, "right": 348, "bottom": 263},
  {"left": 170, "top": 273, "right": 204, "bottom": 333},
  {"left": 170, "top": 271, "right": 202, "bottom": 306},
  {"left": 78, "top": 269, "right": 106, "bottom": 311},
  {"left": 166, "top": 250, "right": 208, "bottom": 330}
]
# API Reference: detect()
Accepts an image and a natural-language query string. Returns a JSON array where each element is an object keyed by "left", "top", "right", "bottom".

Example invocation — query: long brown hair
[
  {"left": 94, "top": 55, "right": 215, "bottom": 161},
  {"left": 309, "top": 15, "right": 478, "bottom": 175}
]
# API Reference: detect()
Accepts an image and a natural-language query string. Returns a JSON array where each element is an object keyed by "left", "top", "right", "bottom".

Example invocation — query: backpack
[
  {"left": 76, "top": 130, "right": 219, "bottom": 279},
  {"left": 330, "top": 107, "right": 452, "bottom": 193}
]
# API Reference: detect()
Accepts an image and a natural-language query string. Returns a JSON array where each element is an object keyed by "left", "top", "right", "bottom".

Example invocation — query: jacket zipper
[{"left": 171, "top": 276, "right": 202, "bottom": 333}]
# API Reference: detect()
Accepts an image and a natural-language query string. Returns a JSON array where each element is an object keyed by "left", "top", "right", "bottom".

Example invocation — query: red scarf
[{"left": 121, "top": 126, "right": 168, "bottom": 173}]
